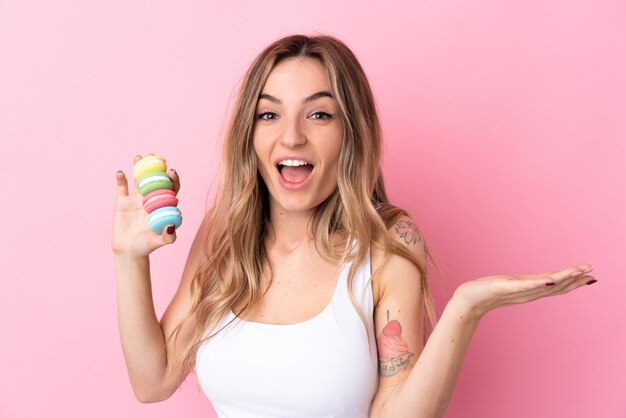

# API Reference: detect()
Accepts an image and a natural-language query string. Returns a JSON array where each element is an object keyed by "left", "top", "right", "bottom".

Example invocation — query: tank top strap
[{"left": 331, "top": 243, "right": 375, "bottom": 331}]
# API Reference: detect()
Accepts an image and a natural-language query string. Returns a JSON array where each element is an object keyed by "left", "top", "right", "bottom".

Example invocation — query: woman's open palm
[
  {"left": 455, "top": 263, "right": 596, "bottom": 319},
  {"left": 111, "top": 154, "right": 180, "bottom": 257}
]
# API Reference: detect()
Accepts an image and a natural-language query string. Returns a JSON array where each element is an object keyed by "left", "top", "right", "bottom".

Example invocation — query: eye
[
  {"left": 309, "top": 111, "right": 333, "bottom": 120},
  {"left": 256, "top": 112, "right": 279, "bottom": 121}
]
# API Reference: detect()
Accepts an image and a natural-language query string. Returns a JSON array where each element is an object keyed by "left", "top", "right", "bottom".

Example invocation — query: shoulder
[{"left": 371, "top": 214, "right": 427, "bottom": 306}]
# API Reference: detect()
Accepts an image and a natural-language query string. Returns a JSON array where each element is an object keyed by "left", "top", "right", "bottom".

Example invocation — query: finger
[
  {"left": 116, "top": 171, "right": 129, "bottom": 197},
  {"left": 169, "top": 168, "right": 180, "bottom": 194},
  {"left": 547, "top": 265, "right": 592, "bottom": 283},
  {"left": 515, "top": 268, "right": 583, "bottom": 291},
  {"left": 514, "top": 275, "right": 561, "bottom": 292},
  {"left": 161, "top": 224, "right": 177, "bottom": 245},
  {"left": 510, "top": 273, "right": 596, "bottom": 305},
  {"left": 518, "top": 269, "right": 575, "bottom": 284},
  {"left": 551, "top": 274, "right": 598, "bottom": 296},
  {"left": 130, "top": 154, "right": 143, "bottom": 195},
  {"left": 532, "top": 262, "right": 592, "bottom": 277}
]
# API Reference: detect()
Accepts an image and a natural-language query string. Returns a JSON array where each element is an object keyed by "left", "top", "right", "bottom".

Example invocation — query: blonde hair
[{"left": 166, "top": 34, "right": 438, "bottom": 379}]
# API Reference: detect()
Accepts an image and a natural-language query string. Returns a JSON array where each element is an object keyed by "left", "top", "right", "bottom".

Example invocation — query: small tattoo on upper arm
[
  {"left": 395, "top": 220, "right": 422, "bottom": 245},
  {"left": 377, "top": 310, "right": 415, "bottom": 377}
]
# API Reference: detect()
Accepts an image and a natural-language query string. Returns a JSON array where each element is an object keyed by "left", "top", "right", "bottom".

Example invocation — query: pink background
[{"left": 1, "top": 1, "right": 624, "bottom": 417}]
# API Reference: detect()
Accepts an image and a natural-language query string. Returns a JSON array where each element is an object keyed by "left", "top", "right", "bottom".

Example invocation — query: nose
[{"left": 279, "top": 116, "right": 306, "bottom": 148}]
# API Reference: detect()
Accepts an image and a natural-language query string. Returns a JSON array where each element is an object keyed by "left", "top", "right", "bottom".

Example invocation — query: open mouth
[{"left": 277, "top": 159, "right": 314, "bottom": 184}]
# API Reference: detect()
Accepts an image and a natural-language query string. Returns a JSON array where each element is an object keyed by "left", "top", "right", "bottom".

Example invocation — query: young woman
[{"left": 112, "top": 34, "right": 595, "bottom": 418}]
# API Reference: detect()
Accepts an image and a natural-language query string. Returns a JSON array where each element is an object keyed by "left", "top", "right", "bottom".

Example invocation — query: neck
[{"left": 266, "top": 205, "right": 314, "bottom": 253}]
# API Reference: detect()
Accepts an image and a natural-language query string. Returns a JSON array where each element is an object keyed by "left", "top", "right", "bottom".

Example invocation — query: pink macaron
[{"left": 142, "top": 189, "right": 179, "bottom": 214}]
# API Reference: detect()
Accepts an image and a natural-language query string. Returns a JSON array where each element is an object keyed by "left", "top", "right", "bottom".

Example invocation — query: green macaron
[{"left": 137, "top": 171, "right": 173, "bottom": 196}]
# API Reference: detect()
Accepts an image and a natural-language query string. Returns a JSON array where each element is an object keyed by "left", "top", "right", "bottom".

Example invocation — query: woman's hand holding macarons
[{"left": 112, "top": 154, "right": 182, "bottom": 258}]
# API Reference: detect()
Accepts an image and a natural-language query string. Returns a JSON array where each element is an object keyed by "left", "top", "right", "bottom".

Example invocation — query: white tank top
[{"left": 195, "top": 246, "right": 379, "bottom": 417}]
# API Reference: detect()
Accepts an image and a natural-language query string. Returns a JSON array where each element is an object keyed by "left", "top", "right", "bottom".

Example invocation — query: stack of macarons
[{"left": 133, "top": 155, "right": 183, "bottom": 234}]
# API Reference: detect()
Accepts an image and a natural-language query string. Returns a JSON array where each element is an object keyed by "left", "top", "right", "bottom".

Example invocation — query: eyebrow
[{"left": 258, "top": 91, "right": 334, "bottom": 104}]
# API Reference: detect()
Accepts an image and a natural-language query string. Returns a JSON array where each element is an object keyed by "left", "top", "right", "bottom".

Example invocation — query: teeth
[{"left": 278, "top": 159, "right": 309, "bottom": 167}]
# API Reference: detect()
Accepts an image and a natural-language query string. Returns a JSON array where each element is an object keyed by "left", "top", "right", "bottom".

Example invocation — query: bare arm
[
  {"left": 374, "top": 295, "right": 480, "bottom": 418},
  {"left": 115, "top": 254, "right": 170, "bottom": 402},
  {"left": 113, "top": 157, "right": 202, "bottom": 402}
]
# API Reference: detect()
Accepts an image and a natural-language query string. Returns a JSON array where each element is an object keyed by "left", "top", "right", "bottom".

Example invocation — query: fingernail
[
  {"left": 167, "top": 225, "right": 175, "bottom": 234},
  {"left": 546, "top": 282, "right": 556, "bottom": 286},
  {"left": 586, "top": 279, "right": 597, "bottom": 285}
]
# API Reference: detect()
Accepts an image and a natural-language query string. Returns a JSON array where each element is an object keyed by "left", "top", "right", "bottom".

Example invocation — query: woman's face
[{"left": 253, "top": 57, "right": 343, "bottom": 216}]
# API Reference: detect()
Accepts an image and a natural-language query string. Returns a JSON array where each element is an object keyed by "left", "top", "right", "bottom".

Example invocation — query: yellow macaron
[{"left": 133, "top": 155, "right": 167, "bottom": 179}]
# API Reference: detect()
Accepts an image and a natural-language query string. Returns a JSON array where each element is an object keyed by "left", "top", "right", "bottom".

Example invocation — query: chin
[
  {"left": 277, "top": 200, "right": 320, "bottom": 214},
  {"left": 272, "top": 192, "right": 330, "bottom": 215}
]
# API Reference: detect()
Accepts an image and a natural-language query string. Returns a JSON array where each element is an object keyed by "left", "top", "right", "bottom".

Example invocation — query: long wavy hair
[{"left": 165, "top": 34, "right": 438, "bottom": 379}]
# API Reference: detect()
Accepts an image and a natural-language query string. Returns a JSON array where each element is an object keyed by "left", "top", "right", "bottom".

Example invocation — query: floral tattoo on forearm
[
  {"left": 377, "top": 310, "right": 415, "bottom": 377},
  {"left": 395, "top": 220, "right": 422, "bottom": 245}
]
